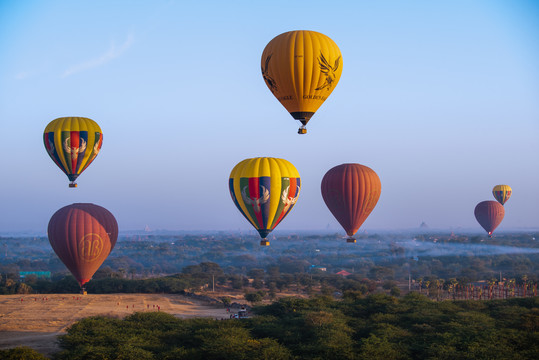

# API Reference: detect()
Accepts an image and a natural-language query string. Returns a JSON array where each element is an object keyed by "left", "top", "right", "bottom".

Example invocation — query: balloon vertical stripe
[
  {"left": 74, "top": 131, "right": 88, "bottom": 173},
  {"left": 229, "top": 178, "right": 251, "bottom": 225},
  {"left": 259, "top": 177, "right": 272, "bottom": 229},
  {"left": 271, "top": 177, "right": 301, "bottom": 229},
  {"left": 238, "top": 177, "right": 258, "bottom": 230},
  {"left": 81, "top": 133, "right": 102, "bottom": 173}
]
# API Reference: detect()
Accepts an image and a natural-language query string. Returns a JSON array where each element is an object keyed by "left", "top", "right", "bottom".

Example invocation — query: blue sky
[{"left": 0, "top": 0, "right": 538, "bottom": 234}]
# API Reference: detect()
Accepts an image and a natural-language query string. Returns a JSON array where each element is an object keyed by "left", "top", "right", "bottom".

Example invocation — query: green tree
[
  {"left": 360, "top": 334, "right": 407, "bottom": 359},
  {"left": 0, "top": 347, "right": 48, "bottom": 360},
  {"left": 245, "top": 291, "right": 265, "bottom": 304},
  {"left": 390, "top": 286, "right": 401, "bottom": 297},
  {"left": 220, "top": 296, "right": 232, "bottom": 307},
  {"left": 196, "top": 326, "right": 291, "bottom": 360},
  {"left": 248, "top": 268, "right": 265, "bottom": 279},
  {"left": 300, "top": 310, "right": 356, "bottom": 359}
]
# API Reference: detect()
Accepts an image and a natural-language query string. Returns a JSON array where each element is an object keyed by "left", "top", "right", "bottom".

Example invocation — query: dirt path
[{"left": 0, "top": 293, "right": 229, "bottom": 357}]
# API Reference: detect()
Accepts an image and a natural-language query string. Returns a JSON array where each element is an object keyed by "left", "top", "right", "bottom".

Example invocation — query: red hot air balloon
[
  {"left": 474, "top": 200, "right": 505, "bottom": 237},
  {"left": 321, "top": 163, "right": 381, "bottom": 243},
  {"left": 48, "top": 203, "right": 118, "bottom": 289}
]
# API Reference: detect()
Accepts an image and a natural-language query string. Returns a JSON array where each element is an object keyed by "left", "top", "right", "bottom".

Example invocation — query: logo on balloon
[
  {"left": 241, "top": 185, "right": 270, "bottom": 213},
  {"left": 64, "top": 137, "right": 87, "bottom": 160},
  {"left": 281, "top": 185, "right": 299, "bottom": 212},
  {"left": 262, "top": 54, "right": 278, "bottom": 93},
  {"left": 315, "top": 52, "right": 341, "bottom": 91},
  {"left": 78, "top": 233, "right": 104, "bottom": 262}
]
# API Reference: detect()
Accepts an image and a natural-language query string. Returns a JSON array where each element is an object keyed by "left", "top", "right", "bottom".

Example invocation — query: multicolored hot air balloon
[
  {"left": 48, "top": 203, "right": 118, "bottom": 289},
  {"left": 321, "top": 163, "right": 381, "bottom": 243},
  {"left": 229, "top": 157, "right": 301, "bottom": 246},
  {"left": 492, "top": 184, "right": 512, "bottom": 205},
  {"left": 43, "top": 117, "right": 103, "bottom": 187},
  {"left": 261, "top": 30, "right": 343, "bottom": 134},
  {"left": 474, "top": 200, "right": 504, "bottom": 237}
]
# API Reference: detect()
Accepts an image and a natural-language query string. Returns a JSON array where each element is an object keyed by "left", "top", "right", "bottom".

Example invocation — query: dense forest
[{"left": 2, "top": 293, "right": 538, "bottom": 359}]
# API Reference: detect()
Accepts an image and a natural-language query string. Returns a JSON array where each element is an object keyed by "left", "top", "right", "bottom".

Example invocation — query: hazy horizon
[{"left": 1, "top": 227, "right": 538, "bottom": 239}]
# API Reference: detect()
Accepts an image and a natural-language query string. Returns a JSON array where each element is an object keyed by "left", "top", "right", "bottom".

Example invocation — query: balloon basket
[
  {"left": 297, "top": 127, "right": 307, "bottom": 134},
  {"left": 346, "top": 238, "right": 356, "bottom": 243},
  {"left": 69, "top": 183, "right": 78, "bottom": 188},
  {"left": 260, "top": 240, "right": 270, "bottom": 246}
]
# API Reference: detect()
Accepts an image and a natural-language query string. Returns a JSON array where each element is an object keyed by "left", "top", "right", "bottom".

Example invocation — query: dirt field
[{"left": 0, "top": 293, "right": 231, "bottom": 356}]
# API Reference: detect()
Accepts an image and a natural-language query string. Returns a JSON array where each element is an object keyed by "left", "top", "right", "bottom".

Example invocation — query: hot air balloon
[
  {"left": 48, "top": 203, "right": 118, "bottom": 290},
  {"left": 43, "top": 117, "right": 103, "bottom": 187},
  {"left": 229, "top": 157, "right": 301, "bottom": 246},
  {"left": 321, "top": 163, "right": 381, "bottom": 243},
  {"left": 261, "top": 30, "right": 342, "bottom": 134},
  {"left": 492, "top": 184, "right": 512, "bottom": 205},
  {"left": 474, "top": 200, "right": 504, "bottom": 237}
]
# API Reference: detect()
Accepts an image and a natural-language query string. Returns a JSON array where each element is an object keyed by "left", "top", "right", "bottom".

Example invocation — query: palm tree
[
  {"left": 488, "top": 278, "right": 496, "bottom": 299},
  {"left": 508, "top": 278, "right": 516, "bottom": 297},
  {"left": 437, "top": 279, "right": 444, "bottom": 301},
  {"left": 449, "top": 278, "right": 458, "bottom": 300}
]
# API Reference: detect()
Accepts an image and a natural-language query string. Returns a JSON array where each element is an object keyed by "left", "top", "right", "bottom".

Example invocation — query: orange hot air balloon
[
  {"left": 321, "top": 163, "right": 381, "bottom": 243},
  {"left": 474, "top": 200, "right": 505, "bottom": 237},
  {"left": 48, "top": 203, "right": 118, "bottom": 289},
  {"left": 261, "top": 30, "right": 342, "bottom": 134}
]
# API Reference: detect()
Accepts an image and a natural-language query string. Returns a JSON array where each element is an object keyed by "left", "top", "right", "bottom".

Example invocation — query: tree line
[{"left": 3, "top": 260, "right": 538, "bottom": 306}]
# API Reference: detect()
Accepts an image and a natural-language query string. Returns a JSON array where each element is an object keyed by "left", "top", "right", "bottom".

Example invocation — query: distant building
[
  {"left": 310, "top": 265, "right": 327, "bottom": 272},
  {"left": 19, "top": 271, "right": 51, "bottom": 281},
  {"left": 336, "top": 270, "right": 351, "bottom": 277}
]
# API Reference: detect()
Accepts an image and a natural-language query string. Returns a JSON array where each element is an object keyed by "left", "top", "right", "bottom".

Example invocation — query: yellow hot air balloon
[
  {"left": 261, "top": 30, "right": 343, "bottom": 134},
  {"left": 492, "top": 185, "right": 512, "bottom": 205},
  {"left": 43, "top": 117, "right": 102, "bottom": 187},
  {"left": 229, "top": 157, "right": 301, "bottom": 246}
]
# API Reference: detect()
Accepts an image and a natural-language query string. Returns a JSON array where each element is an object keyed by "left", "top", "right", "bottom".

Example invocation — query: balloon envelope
[
  {"left": 43, "top": 117, "right": 103, "bottom": 187},
  {"left": 229, "top": 157, "right": 300, "bottom": 246},
  {"left": 261, "top": 30, "right": 342, "bottom": 133},
  {"left": 48, "top": 203, "right": 118, "bottom": 287},
  {"left": 474, "top": 200, "right": 504, "bottom": 236},
  {"left": 492, "top": 184, "right": 512, "bottom": 205},
  {"left": 321, "top": 163, "right": 381, "bottom": 242}
]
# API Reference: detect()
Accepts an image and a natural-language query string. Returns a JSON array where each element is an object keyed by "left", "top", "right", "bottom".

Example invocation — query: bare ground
[{"left": 0, "top": 293, "right": 231, "bottom": 356}]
